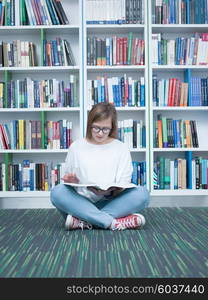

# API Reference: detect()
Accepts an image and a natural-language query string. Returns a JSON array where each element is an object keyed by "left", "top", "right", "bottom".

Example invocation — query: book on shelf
[
  {"left": 43, "top": 38, "right": 75, "bottom": 66},
  {"left": 155, "top": 115, "right": 199, "bottom": 148},
  {"left": 152, "top": 0, "right": 208, "bottom": 24},
  {"left": 154, "top": 155, "right": 208, "bottom": 190},
  {"left": 21, "top": 0, "right": 69, "bottom": 25},
  {"left": 152, "top": 32, "right": 208, "bottom": 66},
  {"left": 87, "top": 75, "right": 145, "bottom": 107},
  {"left": 87, "top": 34, "right": 145, "bottom": 66},
  {"left": 86, "top": 0, "right": 144, "bottom": 25}
]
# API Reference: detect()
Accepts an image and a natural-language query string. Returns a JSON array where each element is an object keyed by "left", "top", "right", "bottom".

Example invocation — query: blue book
[
  {"left": 174, "top": 159, "right": 178, "bottom": 189},
  {"left": 140, "top": 77, "right": 145, "bottom": 107},
  {"left": 117, "top": 78, "right": 122, "bottom": 107},
  {"left": 186, "top": 0, "right": 191, "bottom": 24},
  {"left": 51, "top": 40, "right": 59, "bottom": 66},
  {"left": 101, "top": 78, "right": 105, "bottom": 102},
  {"left": 45, "top": 0, "right": 59, "bottom": 25},
  {"left": 128, "top": 81, "right": 132, "bottom": 106},
  {"left": 97, "top": 79, "right": 102, "bottom": 103},
  {"left": 106, "top": 38, "right": 111, "bottom": 65},
  {"left": 172, "top": 119, "right": 177, "bottom": 147},
  {"left": 142, "top": 125, "right": 146, "bottom": 148},
  {"left": 142, "top": 161, "right": 146, "bottom": 186},
  {"left": 29, "top": 168, "right": 34, "bottom": 191},
  {"left": 185, "top": 69, "right": 191, "bottom": 106},
  {"left": 201, "top": 159, "right": 207, "bottom": 189},
  {"left": 131, "top": 161, "right": 138, "bottom": 185},
  {"left": 112, "top": 79, "right": 117, "bottom": 106},
  {"left": 18, "top": 164, "right": 23, "bottom": 191},
  {"left": 185, "top": 151, "right": 192, "bottom": 189}
]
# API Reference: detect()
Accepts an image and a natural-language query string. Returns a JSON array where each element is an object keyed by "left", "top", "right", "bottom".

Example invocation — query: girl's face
[{"left": 90, "top": 117, "right": 112, "bottom": 144}]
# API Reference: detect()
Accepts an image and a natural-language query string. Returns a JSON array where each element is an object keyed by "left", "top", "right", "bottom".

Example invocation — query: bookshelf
[
  {"left": 1, "top": 0, "right": 208, "bottom": 208},
  {"left": 148, "top": 0, "right": 208, "bottom": 198},
  {"left": 83, "top": 0, "right": 150, "bottom": 190},
  {"left": 0, "top": 0, "right": 83, "bottom": 206}
]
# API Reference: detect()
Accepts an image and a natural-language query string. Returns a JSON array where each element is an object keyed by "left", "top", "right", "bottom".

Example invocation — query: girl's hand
[
  {"left": 62, "top": 173, "right": 79, "bottom": 183},
  {"left": 87, "top": 187, "right": 109, "bottom": 196}
]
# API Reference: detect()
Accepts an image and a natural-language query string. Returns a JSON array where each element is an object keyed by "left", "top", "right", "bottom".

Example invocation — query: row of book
[
  {"left": 0, "top": 76, "right": 78, "bottom": 108},
  {"left": 87, "top": 75, "right": 145, "bottom": 107},
  {"left": 132, "top": 161, "right": 146, "bottom": 186},
  {"left": 43, "top": 38, "right": 75, "bottom": 66},
  {"left": 152, "top": 0, "right": 208, "bottom": 24},
  {"left": 0, "top": 160, "right": 64, "bottom": 191},
  {"left": 87, "top": 34, "right": 145, "bottom": 66},
  {"left": 118, "top": 119, "right": 146, "bottom": 149},
  {"left": 0, "top": 159, "right": 146, "bottom": 191},
  {"left": 154, "top": 116, "right": 199, "bottom": 148},
  {"left": 152, "top": 76, "right": 208, "bottom": 107},
  {"left": 154, "top": 154, "right": 208, "bottom": 190},
  {"left": 0, "top": 119, "right": 73, "bottom": 150},
  {"left": 0, "top": 0, "right": 15, "bottom": 26},
  {"left": 0, "top": 38, "right": 75, "bottom": 67},
  {"left": 86, "top": 0, "right": 144, "bottom": 24},
  {"left": 152, "top": 32, "right": 208, "bottom": 65},
  {"left": 0, "top": 40, "right": 36, "bottom": 67},
  {"left": 0, "top": 0, "right": 69, "bottom": 26},
  {"left": 23, "top": 0, "right": 69, "bottom": 25}
]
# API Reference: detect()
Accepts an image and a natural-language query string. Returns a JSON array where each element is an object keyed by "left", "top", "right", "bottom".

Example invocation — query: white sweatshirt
[{"left": 64, "top": 138, "right": 133, "bottom": 202}]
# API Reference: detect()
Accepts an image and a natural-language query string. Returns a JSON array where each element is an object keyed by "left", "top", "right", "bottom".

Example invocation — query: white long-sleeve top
[{"left": 64, "top": 138, "right": 133, "bottom": 202}]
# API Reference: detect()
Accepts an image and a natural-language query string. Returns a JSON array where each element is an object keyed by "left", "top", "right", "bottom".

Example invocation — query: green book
[
  {"left": 159, "top": 156, "right": 165, "bottom": 189},
  {"left": 127, "top": 32, "right": 133, "bottom": 65},
  {"left": 164, "top": 158, "right": 170, "bottom": 189},
  {"left": 162, "top": 116, "right": 168, "bottom": 147}
]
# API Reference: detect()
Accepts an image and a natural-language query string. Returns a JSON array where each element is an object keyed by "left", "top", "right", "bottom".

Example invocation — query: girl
[{"left": 50, "top": 103, "right": 149, "bottom": 230}]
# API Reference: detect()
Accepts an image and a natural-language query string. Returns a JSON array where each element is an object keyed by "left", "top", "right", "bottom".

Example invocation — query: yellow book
[{"left": 18, "top": 119, "right": 24, "bottom": 149}]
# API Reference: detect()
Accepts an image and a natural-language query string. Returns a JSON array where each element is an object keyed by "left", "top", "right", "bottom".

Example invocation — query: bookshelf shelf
[
  {"left": 0, "top": 108, "right": 80, "bottom": 112},
  {"left": 152, "top": 24, "right": 208, "bottom": 33},
  {"left": 152, "top": 65, "right": 208, "bottom": 70},
  {"left": 0, "top": 150, "right": 69, "bottom": 153},
  {"left": 151, "top": 190, "right": 208, "bottom": 196},
  {"left": 87, "top": 66, "right": 146, "bottom": 71},
  {"left": 153, "top": 148, "right": 208, "bottom": 152},
  {"left": 153, "top": 107, "right": 208, "bottom": 111},
  {"left": 0, "top": 66, "right": 80, "bottom": 72},
  {"left": 0, "top": 191, "right": 50, "bottom": 198},
  {"left": 149, "top": 0, "right": 208, "bottom": 196}
]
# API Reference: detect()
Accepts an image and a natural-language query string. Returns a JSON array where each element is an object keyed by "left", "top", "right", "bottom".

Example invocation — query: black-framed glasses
[{"left": 91, "top": 126, "right": 112, "bottom": 134}]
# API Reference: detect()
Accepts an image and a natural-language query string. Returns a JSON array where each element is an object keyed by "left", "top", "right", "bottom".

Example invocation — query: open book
[{"left": 63, "top": 182, "right": 137, "bottom": 191}]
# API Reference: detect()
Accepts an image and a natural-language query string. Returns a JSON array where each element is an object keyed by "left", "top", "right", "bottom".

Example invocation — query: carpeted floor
[{"left": 0, "top": 207, "right": 207, "bottom": 278}]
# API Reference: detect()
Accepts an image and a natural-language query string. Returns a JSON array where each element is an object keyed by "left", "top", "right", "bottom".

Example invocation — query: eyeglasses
[{"left": 91, "top": 126, "right": 112, "bottom": 134}]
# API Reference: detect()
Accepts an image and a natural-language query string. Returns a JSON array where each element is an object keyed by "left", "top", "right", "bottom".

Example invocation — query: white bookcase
[
  {"left": 148, "top": 1, "right": 208, "bottom": 202},
  {"left": 0, "top": 0, "right": 208, "bottom": 208},
  {"left": 0, "top": 0, "right": 83, "bottom": 207}
]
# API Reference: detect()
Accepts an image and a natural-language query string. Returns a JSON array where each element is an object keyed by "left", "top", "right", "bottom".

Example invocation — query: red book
[
  {"left": 131, "top": 38, "right": 137, "bottom": 65},
  {"left": 116, "top": 37, "right": 120, "bottom": 65},
  {"left": 170, "top": 78, "right": 177, "bottom": 106},
  {"left": 167, "top": 78, "right": 173, "bottom": 106},
  {"left": 0, "top": 124, "right": 8, "bottom": 149},
  {"left": 119, "top": 37, "right": 124, "bottom": 65},
  {"left": 123, "top": 37, "right": 128, "bottom": 65}
]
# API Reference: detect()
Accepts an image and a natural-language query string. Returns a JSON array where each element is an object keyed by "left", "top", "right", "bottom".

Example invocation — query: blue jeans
[{"left": 50, "top": 184, "right": 150, "bottom": 229}]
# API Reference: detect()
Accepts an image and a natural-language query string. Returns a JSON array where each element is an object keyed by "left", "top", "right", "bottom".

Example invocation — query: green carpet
[{"left": 0, "top": 208, "right": 207, "bottom": 278}]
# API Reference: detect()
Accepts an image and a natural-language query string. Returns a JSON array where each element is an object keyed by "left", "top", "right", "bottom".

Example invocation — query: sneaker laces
[
  {"left": 73, "top": 218, "right": 92, "bottom": 230},
  {"left": 112, "top": 215, "right": 139, "bottom": 231}
]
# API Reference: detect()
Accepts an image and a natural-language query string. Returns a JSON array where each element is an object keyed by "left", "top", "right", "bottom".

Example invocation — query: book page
[{"left": 63, "top": 182, "right": 137, "bottom": 190}]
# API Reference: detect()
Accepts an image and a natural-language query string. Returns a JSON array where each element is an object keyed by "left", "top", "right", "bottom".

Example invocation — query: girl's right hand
[{"left": 61, "top": 173, "right": 79, "bottom": 183}]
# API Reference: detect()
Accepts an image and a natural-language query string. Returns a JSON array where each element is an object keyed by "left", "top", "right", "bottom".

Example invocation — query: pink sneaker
[
  {"left": 110, "top": 214, "right": 146, "bottom": 231},
  {"left": 65, "top": 215, "right": 92, "bottom": 230}
]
